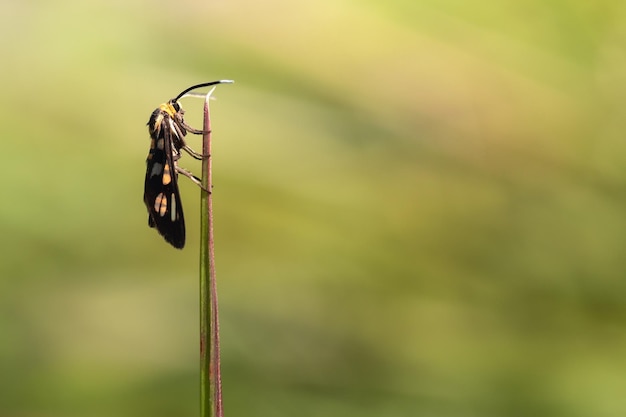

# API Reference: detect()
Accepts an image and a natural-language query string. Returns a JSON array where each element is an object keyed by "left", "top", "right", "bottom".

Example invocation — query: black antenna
[{"left": 174, "top": 80, "right": 234, "bottom": 101}]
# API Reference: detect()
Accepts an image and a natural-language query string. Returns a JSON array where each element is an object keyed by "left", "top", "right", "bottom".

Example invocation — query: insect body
[{"left": 143, "top": 81, "right": 228, "bottom": 249}]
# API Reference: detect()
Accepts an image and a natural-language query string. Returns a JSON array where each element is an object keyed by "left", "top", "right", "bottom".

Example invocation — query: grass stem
[{"left": 199, "top": 87, "right": 223, "bottom": 417}]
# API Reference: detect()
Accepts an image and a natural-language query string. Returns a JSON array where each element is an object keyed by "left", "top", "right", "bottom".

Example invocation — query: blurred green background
[{"left": 2, "top": 0, "right": 626, "bottom": 416}]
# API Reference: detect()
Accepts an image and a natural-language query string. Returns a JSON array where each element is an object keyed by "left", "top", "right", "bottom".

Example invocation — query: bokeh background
[{"left": 2, "top": 0, "right": 626, "bottom": 416}]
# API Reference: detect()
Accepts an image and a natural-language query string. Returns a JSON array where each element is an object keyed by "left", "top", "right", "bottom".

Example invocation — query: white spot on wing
[
  {"left": 150, "top": 162, "right": 163, "bottom": 177},
  {"left": 170, "top": 193, "right": 177, "bottom": 222}
]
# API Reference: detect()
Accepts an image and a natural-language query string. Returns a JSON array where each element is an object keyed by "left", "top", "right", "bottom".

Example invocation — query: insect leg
[
  {"left": 182, "top": 121, "right": 210, "bottom": 135},
  {"left": 176, "top": 166, "right": 212, "bottom": 193},
  {"left": 170, "top": 120, "right": 208, "bottom": 160},
  {"left": 182, "top": 145, "right": 207, "bottom": 160}
]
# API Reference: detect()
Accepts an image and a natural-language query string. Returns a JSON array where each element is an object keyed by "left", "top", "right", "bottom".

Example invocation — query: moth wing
[{"left": 143, "top": 116, "right": 186, "bottom": 248}]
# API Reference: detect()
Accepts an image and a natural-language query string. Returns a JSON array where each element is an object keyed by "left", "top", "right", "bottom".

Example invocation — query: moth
[{"left": 143, "top": 81, "right": 228, "bottom": 249}]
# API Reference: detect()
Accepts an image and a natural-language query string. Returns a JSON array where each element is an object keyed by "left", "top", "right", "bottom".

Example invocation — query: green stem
[{"left": 199, "top": 90, "right": 223, "bottom": 417}]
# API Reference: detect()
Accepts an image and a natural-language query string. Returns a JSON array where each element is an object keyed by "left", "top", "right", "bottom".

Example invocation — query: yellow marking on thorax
[{"left": 159, "top": 102, "right": 177, "bottom": 117}]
